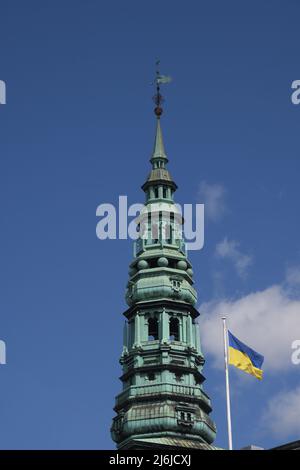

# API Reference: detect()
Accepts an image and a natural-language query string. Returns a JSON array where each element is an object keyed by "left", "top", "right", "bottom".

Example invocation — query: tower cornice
[{"left": 122, "top": 299, "right": 200, "bottom": 320}]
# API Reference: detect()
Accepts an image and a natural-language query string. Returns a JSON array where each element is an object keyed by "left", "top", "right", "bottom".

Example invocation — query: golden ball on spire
[{"left": 154, "top": 106, "right": 163, "bottom": 117}]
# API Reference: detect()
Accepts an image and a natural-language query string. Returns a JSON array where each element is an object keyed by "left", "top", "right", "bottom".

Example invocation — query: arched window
[
  {"left": 175, "top": 372, "right": 183, "bottom": 383},
  {"left": 148, "top": 317, "right": 159, "bottom": 341},
  {"left": 169, "top": 317, "right": 180, "bottom": 341},
  {"left": 154, "top": 187, "right": 159, "bottom": 199},
  {"left": 164, "top": 222, "right": 172, "bottom": 244},
  {"left": 139, "top": 221, "right": 147, "bottom": 239},
  {"left": 152, "top": 223, "right": 159, "bottom": 243}
]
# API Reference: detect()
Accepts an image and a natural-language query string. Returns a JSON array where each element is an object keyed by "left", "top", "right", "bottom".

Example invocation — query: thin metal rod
[{"left": 222, "top": 316, "right": 233, "bottom": 450}]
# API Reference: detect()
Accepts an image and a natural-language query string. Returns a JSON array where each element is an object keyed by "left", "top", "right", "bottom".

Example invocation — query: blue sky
[{"left": 0, "top": 0, "right": 300, "bottom": 449}]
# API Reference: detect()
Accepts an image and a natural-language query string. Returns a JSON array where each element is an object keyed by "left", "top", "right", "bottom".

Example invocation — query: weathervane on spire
[{"left": 152, "top": 60, "right": 172, "bottom": 118}]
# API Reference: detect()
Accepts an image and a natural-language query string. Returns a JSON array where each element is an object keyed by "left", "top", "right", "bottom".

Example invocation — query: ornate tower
[{"left": 111, "top": 72, "right": 217, "bottom": 450}]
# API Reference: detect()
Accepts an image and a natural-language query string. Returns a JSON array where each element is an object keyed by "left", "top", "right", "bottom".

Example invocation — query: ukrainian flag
[{"left": 228, "top": 331, "right": 264, "bottom": 380}]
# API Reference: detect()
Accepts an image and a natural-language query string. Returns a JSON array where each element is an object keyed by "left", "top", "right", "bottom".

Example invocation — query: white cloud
[
  {"left": 198, "top": 181, "right": 227, "bottom": 222},
  {"left": 215, "top": 237, "right": 253, "bottom": 278},
  {"left": 261, "top": 386, "right": 300, "bottom": 438},
  {"left": 200, "top": 274, "right": 300, "bottom": 373}
]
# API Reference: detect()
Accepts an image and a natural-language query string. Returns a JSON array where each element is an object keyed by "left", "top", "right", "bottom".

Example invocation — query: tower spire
[
  {"left": 151, "top": 119, "right": 167, "bottom": 162},
  {"left": 150, "top": 60, "right": 171, "bottom": 166},
  {"left": 111, "top": 67, "right": 217, "bottom": 451}
]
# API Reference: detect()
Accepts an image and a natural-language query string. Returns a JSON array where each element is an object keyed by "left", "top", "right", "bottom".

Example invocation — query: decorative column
[
  {"left": 179, "top": 318, "right": 183, "bottom": 342},
  {"left": 187, "top": 315, "right": 194, "bottom": 348},
  {"left": 195, "top": 322, "right": 201, "bottom": 354},
  {"left": 134, "top": 312, "right": 141, "bottom": 347},
  {"left": 122, "top": 321, "right": 128, "bottom": 354},
  {"left": 182, "top": 316, "right": 187, "bottom": 343},
  {"left": 127, "top": 320, "right": 132, "bottom": 349},
  {"left": 161, "top": 308, "right": 169, "bottom": 344}
]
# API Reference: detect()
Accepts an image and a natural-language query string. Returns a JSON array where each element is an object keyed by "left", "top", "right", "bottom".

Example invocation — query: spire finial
[{"left": 152, "top": 60, "right": 172, "bottom": 118}]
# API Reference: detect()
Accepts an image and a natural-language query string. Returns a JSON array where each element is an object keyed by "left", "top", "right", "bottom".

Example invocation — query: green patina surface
[{"left": 111, "top": 113, "right": 217, "bottom": 450}]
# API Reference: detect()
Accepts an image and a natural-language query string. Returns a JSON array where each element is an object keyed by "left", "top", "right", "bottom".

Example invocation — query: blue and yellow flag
[{"left": 228, "top": 331, "right": 264, "bottom": 380}]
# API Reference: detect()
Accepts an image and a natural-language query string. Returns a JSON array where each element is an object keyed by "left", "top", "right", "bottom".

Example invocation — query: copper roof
[
  {"left": 134, "top": 437, "right": 220, "bottom": 450},
  {"left": 142, "top": 168, "right": 177, "bottom": 190}
]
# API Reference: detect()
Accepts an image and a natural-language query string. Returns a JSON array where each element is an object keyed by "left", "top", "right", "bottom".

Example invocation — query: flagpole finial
[{"left": 152, "top": 60, "right": 172, "bottom": 118}]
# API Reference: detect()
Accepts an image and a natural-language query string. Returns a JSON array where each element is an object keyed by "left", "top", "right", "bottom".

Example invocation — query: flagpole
[{"left": 222, "top": 316, "right": 233, "bottom": 450}]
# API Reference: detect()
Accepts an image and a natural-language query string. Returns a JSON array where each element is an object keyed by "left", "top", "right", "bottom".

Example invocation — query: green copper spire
[
  {"left": 143, "top": 71, "right": 176, "bottom": 196},
  {"left": 111, "top": 67, "right": 217, "bottom": 450},
  {"left": 150, "top": 118, "right": 168, "bottom": 165}
]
